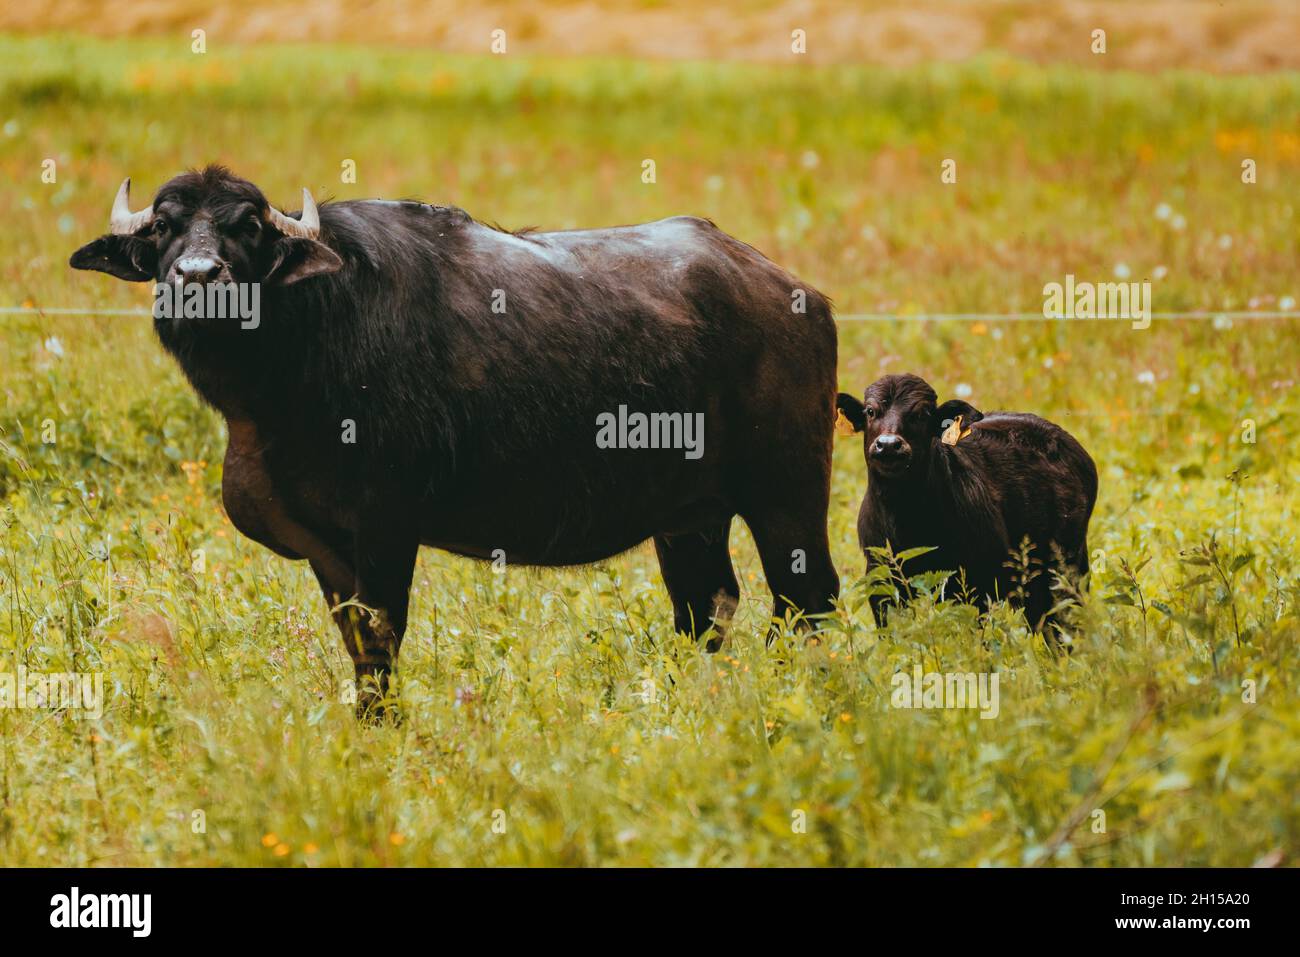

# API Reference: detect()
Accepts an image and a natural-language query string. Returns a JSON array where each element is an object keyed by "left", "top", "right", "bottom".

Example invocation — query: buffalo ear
[
  {"left": 69, "top": 234, "right": 156, "bottom": 282},
  {"left": 835, "top": 393, "right": 866, "bottom": 434},
  {"left": 265, "top": 237, "right": 343, "bottom": 286}
]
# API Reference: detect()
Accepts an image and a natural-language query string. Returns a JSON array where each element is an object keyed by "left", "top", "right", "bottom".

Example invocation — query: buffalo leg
[
  {"left": 743, "top": 504, "right": 840, "bottom": 643},
  {"left": 310, "top": 523, "right": 419, "bottom": 719},
  {"left": 653, "top": 519, "right": 740, "bottom": 653}
]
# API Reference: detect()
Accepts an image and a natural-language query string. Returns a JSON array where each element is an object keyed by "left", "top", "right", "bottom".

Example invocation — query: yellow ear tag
[
  {"left": 941, "top": 414, "right": 964, "bottom": 446},
  {"left": 834, "top": 409, "right": 858, "bottom": 438}
]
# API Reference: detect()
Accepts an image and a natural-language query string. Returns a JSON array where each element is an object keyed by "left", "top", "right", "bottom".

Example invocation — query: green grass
[{"left": 1, "top": 35, "right": 1298, "bottom": 866}]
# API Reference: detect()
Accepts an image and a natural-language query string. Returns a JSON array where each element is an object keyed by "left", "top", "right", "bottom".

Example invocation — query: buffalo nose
[
  {"left": 175, "top": 256, "right": 221, "bottom": 284},
  {"left": 873, "top": 434, "right": 904, "bottom": 454}
]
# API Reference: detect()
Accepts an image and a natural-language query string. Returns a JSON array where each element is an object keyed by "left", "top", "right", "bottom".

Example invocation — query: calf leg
[
  {"left": 1039, "top": 539, "right": 1091, "bottom": 649},
  {"left": 653, "top": 520, "right": 740, "bottom": 653},
  {"left": 868, "top": 589, "right": 894, "bottom": 629},
  {"left": 1022, "top": 572, "right": 1053, "bottom": 634}
]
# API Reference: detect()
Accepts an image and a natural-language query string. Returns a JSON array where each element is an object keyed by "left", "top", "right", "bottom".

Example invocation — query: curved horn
[
  {"left": 266, "top": 188, "right": 320, "bottom": 239},
  {"left": 110, "top": 178, "right": 154, "bottom": 235}
]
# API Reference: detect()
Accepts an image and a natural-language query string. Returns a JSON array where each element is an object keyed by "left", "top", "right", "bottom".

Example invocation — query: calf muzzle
[{"left": 869, "top": 433, "right": 911, "bottom": 473}]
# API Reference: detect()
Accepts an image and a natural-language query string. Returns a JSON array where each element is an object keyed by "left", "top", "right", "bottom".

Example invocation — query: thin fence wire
[{"left": 4, "top": 307, "right": 1285, "bottom": 430}]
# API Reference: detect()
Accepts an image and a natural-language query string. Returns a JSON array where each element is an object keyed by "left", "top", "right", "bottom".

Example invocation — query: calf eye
[{"left": 866, "top": 407, "right": 877, "bottom": 419}]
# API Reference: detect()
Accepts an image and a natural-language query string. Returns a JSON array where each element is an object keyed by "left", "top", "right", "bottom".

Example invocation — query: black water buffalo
[
  {"left": 71, "top": 166, "right": 840, "bottom": 714},
  {"left": 836, "top": 374, "right": 1097, "bottom": 635}
]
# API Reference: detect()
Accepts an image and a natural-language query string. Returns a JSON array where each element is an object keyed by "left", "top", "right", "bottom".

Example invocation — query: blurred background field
[
  {"left": 5, "top": 0, "right": 1300, "bottom": 71},
  {"left": 0, "top": 7, "right": 1298, "bottom": 866}
]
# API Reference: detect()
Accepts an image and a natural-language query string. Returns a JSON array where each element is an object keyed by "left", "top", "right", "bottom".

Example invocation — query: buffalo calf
[{"left": 837, "top": 374, "right": 1097, "bottom": 635}]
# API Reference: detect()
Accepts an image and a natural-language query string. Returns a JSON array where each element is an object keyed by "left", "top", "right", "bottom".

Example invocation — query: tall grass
[{"left": 0, "top": 36, "right": 1297, "bottom": 865}]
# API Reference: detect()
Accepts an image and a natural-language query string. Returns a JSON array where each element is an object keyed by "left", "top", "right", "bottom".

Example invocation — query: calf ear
[
  {"left": 835, "top": 393, "right": 866, "bottom": 434},
  {"left": 69, "top": 235, "right": 156, "bottom": 282},
  {"left": 265, "top": 237, "right": 344, "bottom": 286},
  {"left": 934, "top": 400, "right": 982, "bottom": 435}
]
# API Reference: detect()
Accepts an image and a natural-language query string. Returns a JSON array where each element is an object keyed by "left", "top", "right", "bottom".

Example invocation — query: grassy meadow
[{"left": 1, "top": 35, "right": 1299, "bottom": 865}]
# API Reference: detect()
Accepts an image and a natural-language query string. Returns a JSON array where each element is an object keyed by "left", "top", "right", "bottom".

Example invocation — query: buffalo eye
[
  {"left": 241, "top": 215, "right": 263, "bottom": 237},
  {"left": 152, "top": 218, "right": 170, "bottom": 237}
]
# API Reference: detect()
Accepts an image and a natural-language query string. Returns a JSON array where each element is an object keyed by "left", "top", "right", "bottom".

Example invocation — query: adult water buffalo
[{"left": 71, "top": 166, "right": 840, "bottom": 715}]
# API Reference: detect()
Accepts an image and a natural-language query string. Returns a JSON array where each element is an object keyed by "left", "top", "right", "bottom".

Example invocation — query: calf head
[
  {"left": 69, "top": 165, "right": 342, "bottom": 299},
  {"left": 837, "top": 374, "right": 961, "bottom": 481}
]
